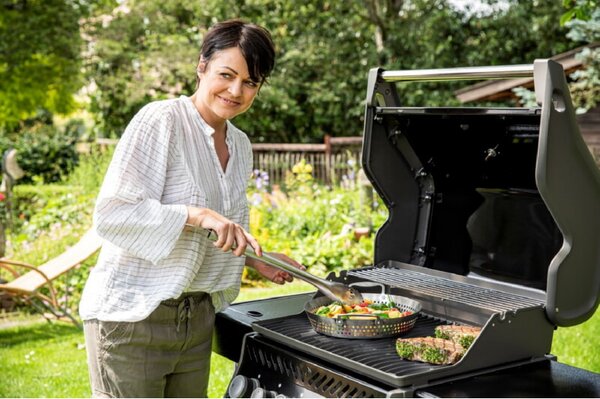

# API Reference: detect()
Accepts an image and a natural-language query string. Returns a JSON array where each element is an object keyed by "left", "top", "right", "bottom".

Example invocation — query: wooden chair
[{"left": 0, "top": 229, "right": 102, "bottom": 327}]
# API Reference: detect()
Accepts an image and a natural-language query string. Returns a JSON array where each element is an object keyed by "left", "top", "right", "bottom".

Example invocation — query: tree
[
  {"left": 0, "top": 0, "right": 85, "bottom": 129},
  {"left": 83, "top": 0, "right": 577, "bottom": 142},
  {"left": 84, "top": 0, "right": 375, "bottom": 142},
  {"left": 236, "top": 1, "right": 376, "bottom": 142},
  {"left": 561, "top": 0, "right": 600, "bottom": 112},
  {"left": 462, "top": 0, "right": 575, "bottom": 65},
  {"left": 83, "top": 0, "right": 205, "bottom": 138}
]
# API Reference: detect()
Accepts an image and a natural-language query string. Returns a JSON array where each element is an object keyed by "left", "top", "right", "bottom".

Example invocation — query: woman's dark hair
[{"left": 197, "top": 19, "right": 275, "bottom": 87}]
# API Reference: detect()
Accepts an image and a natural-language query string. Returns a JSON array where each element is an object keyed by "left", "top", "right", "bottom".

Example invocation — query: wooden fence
[
  {"left": 81, "top": 135, "right": 364, "bottom": 186},
  {"left": 252, "top": 135, "right": 363, "bottom": 186}
]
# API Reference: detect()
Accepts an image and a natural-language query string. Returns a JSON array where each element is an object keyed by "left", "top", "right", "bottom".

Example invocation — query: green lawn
[
  {"left": 0, "top": 281, "right": 314, "bottom": 398},
  {"left": 1, "top": 280, "right": 598, "bottom": 398}
]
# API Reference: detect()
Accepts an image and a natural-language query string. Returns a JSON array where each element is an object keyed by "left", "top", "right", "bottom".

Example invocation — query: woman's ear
[{"left": 197, "top": 62, "right": 206, "bottom": 76}]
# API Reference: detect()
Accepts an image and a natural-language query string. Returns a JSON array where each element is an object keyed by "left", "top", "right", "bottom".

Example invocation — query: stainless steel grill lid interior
[{"left": 361, "top": 59, "right": 600, "bottom": 327}]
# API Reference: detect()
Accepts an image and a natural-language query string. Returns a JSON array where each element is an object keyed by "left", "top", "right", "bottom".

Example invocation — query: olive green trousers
[{"left": 83, "top": 293, "right": 215, "bottom": 398}]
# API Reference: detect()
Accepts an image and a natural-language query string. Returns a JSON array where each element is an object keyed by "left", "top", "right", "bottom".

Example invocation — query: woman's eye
[
  {"left": 220, "top": 73, "right": 232, "bottom": 79},
  {"left": 245, "top": 81, "right": 258, "bottom": 88}
]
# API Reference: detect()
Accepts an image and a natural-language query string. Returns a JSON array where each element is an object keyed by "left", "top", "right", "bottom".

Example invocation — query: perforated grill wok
[{"left": 304, "top": 283, "right": 422, "bottom": 339}]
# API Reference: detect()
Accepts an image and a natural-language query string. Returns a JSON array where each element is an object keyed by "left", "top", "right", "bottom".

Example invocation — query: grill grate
[
  {"left": 253, "top": 311, "right": 450, "bottom": 387},
  {"left": 349, "top": 267, "right": 544, "bottom": 313}
]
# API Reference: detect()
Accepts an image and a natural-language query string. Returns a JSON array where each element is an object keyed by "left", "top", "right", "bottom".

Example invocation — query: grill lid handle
[{"left": 380, "top": 64, "right": 534, "bottom": 82}]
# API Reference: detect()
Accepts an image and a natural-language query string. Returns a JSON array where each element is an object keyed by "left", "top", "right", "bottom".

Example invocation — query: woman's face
[{"left": 194, "top": 46, "right": 260, "bottom": 128}]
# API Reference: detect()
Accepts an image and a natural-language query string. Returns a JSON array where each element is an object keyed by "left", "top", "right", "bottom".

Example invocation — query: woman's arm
[
  {"left": 94, "top": 104, "right": 188, "bottom": 264},
  {"left": 245, "top": 253, "right": 305, "bottom": 285}
]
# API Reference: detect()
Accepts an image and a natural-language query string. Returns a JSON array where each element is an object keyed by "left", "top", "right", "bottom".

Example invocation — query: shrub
[
  {"left": 0, "top": 121, "right": 83, "bottom": 184},
  {"left": 64, "top": 146, "right": 113, "bottom": 196},
  {"left": 1, "top": 150, "right": 111, "bottom": 314},
  {"left": 245, "top": 162, "right": 388, "bottom": 283}
]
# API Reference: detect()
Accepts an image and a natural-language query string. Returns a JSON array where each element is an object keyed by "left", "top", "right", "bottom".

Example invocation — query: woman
[{"left": 79, "top": 19, "right": 303, "bottom": 398}]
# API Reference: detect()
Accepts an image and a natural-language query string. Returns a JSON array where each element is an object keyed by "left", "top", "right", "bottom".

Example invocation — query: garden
[
  {"left": 1, "top": 0, "right": 599, "bottom": 397},
  {"left": 1, "top": 146, "right": 600, "bottom": 397}
]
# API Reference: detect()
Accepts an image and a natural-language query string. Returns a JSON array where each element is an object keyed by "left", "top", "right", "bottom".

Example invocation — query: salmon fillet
[
  {"left": 435, "top": 324, "right": 481, "bottom": 349},
  {"left": 395, "top": 337, "right": 464, "bottom": 365}
]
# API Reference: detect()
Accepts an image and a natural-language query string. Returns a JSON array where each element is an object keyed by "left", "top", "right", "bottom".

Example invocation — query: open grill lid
[{"left": 361, "top": 60, "right": 600, "bottom": 327}]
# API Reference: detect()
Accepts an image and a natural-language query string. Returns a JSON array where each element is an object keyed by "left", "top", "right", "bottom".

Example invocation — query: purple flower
[
  {"left": 251, "top": 192, "right": 263, "bottom": 206},
  {"left": 253, "top": 169, "right": 270, "bottom": 191}
]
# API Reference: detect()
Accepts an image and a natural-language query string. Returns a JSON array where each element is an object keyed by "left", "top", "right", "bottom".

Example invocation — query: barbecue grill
[{"left": 213, "top": 59, "right": 600, "bottom": 397}]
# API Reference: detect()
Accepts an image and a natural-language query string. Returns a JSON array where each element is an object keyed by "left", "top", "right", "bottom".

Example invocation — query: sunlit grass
[
  {"left": 0, "top": 322, "right": 89, "bottom": 398},
  {"left": 552, "top": 309, "right": 600, "bottom": 373},
  {"left": 0, "top": 281, "right": 314, "bottom": 398}
]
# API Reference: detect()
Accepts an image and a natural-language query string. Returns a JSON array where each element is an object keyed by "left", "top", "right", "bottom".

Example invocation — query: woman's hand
[
  {"left": 186, "top": 206, "right": 262, "bottom": 257},
  {"left": 247, "top": 253, "right": 306, "bottom": 285}
]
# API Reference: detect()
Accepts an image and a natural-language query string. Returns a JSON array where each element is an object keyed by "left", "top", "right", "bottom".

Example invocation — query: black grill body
[
  {"left": 216, "top": 293, "right": 600, "bottom": 397},
  {"left": 215, "top": 60, "right": 600, "bottom": 397},
  {"left": 234, "top": 334, "right": 392, "bottom": 398}
]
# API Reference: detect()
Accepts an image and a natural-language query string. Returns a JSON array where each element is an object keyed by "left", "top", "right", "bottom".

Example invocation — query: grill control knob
[
  {"left": 228, "top": 375, "right": 261, "bottom": 398},
  {"left": 250, "top": 387, "right": 276, "bottom": 398},
  {"left": 249, "top": 378, "right": 261, "bottom": 392}
]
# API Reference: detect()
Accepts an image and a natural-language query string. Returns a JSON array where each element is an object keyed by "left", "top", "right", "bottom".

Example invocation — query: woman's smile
[{"left": 217, "top": 94, "right": 241, "bottom": 107}]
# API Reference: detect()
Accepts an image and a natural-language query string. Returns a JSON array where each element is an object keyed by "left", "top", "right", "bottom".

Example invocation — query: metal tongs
[{"left": 186, "top": 225, "right": 363, "bottom": 305}]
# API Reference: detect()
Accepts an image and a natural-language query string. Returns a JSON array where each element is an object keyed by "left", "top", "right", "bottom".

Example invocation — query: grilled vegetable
[
  {"left": 315, "top": 306, "right": 330, "bottom": 316},
  {"left": 313, "top": 299, "right": 413, "bottom": 319},
  {"left": 396, "top": 337, "right": 464, "bottom": 365},
  {"left": 434, "top": 325, "right": 481, "bottom": 349}
]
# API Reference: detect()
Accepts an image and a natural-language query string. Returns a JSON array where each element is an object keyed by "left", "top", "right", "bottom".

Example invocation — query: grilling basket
[{"left": 304, "top": 282, "right": 422, "bottom": 339}]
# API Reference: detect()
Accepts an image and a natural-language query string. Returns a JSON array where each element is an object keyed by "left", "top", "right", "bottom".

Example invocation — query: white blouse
[{"left": 79, "top": 95, "right": 252, "bottom": 322}]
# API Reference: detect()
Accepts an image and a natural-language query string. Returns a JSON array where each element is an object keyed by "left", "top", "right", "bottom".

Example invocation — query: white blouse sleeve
[{"left": 93, "top": 102, "right": 188, "bottom": 264}]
